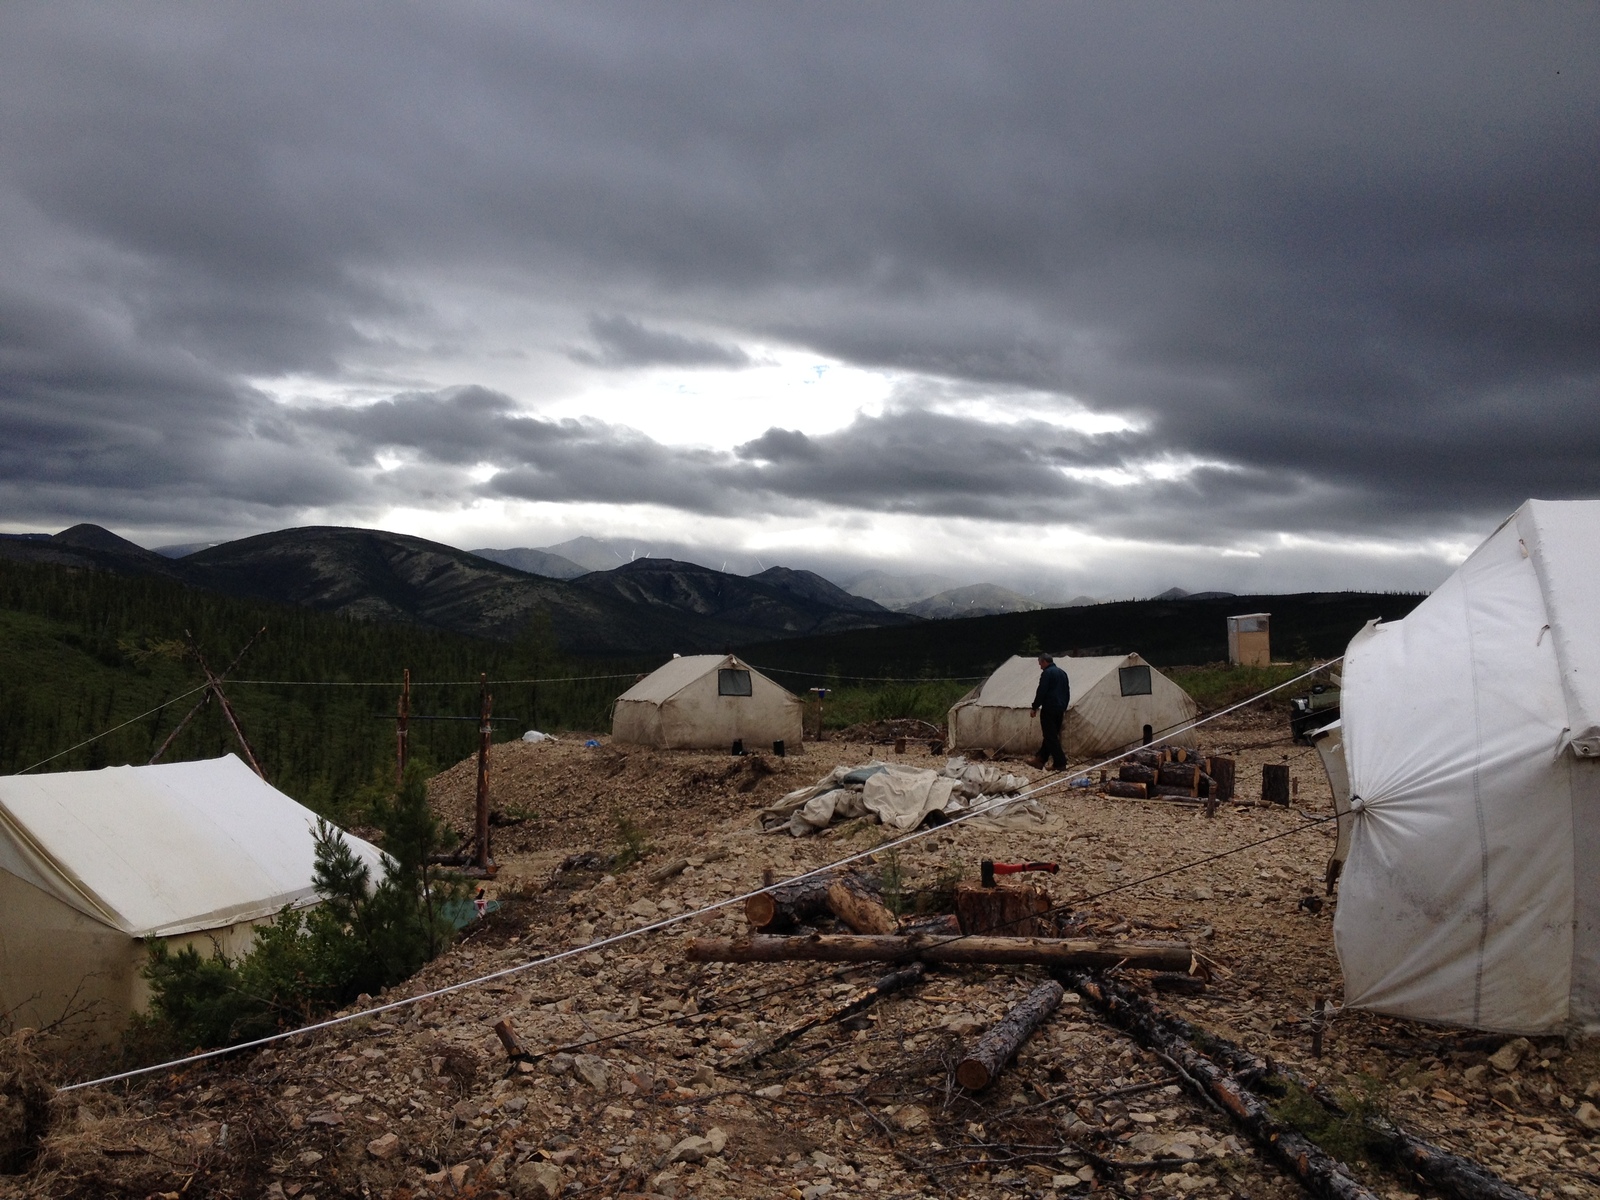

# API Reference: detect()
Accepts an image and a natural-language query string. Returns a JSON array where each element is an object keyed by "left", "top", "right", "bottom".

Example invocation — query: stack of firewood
[{"left": 1102, "top": 746, "right": 1234, "bottom": 804}]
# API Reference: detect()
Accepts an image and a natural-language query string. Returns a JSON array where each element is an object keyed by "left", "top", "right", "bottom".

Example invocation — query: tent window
[
  {"left": 1119, "top": 665, "right": 1152, "bottom": 696},
  {"left": 718, "top": 669, "right": 753, "bottom": 697}
]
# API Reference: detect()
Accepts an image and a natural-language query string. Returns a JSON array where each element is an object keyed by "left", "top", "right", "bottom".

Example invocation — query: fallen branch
[
  {"left": 955, "top": 979, "right": 1064, "bottom": 1090},
  {"left": 1059, "top": 971, "right": 1381, "bottom": 1200},
  {"left": 1068, "top": 974, "right": 1530, "bottom": 1200},
  {"left": 687, "top": 933, "right": 1195, "bottom": 971},
  {"left": 741, "top": 961, "right": 927, "bottom": 1064}
]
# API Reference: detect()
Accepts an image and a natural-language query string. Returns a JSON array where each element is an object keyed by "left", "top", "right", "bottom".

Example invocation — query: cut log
[
  {"left": 1059, "top": 971, "right": 1380, "bottom": 1200},
  {"left": 745, "top": 873, "right": 840, "bottom": 930},
  {"left": 955, "top": 979, "right": 1064, "bottom": 1090},
  {"left": 686, "top": 933, "right": 1194, "bottom": 971},
  {"left": 647, "top": 857, "right": 690, "bottom": 884},
  {"left": 1206, "top": 756, "right": 1236, "bottom": 803},
  {"left": 1118, "top": 763, "right": 1157, "bottom": 786},
  {"left": 896, "top": 912, "right": 961, "bottom": 936},
  {"left": 953, "top": 882, "right": 1051, "bottom": 937},
  {"left": 1105, "top": 780, "right": 1148, "bottom": 799},
  {"left": 1157, "top": 762, "right": 1200, "bottom": 793},
  {"left": 1060, "top": 971, "right": 1531, "bottom": 1200},
  {"left": 1152, "top": 783, "right": 1204, "bottom": 799},
  {"left": 1262, "top": 762, "right": 1291, "bottom": 806},
  {"left": 826, "top": 875, "right": 898, "bottom": 935},
  {"left": 743, "top": 961, "right": 926, "bottom": 1063},
  {"left": 1130, "top": 748, "right": 1163, "bottom": 769}
]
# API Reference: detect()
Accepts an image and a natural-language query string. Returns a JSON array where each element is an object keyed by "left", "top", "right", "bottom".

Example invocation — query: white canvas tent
[
  {"left": 0, "top": 755, "right": 386, "bottom": 1038},
  {"left": 612, "top": 653, "right": 805, "bottom": 750},
  {"left": 947, "top": 654, "right": 1198, "bottom": 759},
  {"left": 1334, "top": 499, "right": 1600, "bottom": 1033}
]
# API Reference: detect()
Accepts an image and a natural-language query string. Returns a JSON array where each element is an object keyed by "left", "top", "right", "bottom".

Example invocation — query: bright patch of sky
[{"left": 536, "top": 351, "right": 892, "bottom": 449}]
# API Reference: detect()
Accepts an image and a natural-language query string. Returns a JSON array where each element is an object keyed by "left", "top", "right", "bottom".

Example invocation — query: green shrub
[
  {"left": 140, "top": 765, "right": 462, "bottom": 1050},
  {"left": 612, "top": 814, "right": 651, "bottom": 868}
]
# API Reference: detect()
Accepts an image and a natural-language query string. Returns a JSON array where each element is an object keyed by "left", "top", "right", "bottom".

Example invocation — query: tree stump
[
  {"left": 1262, "top": 763, "right": 1291, "bottom": 806},
  {"left": 955, "top": 979, "right": 1065, "bottom": 1090},
  {"left": 1207, "top": 756, "right": 1236, "bottom": 803},
  {"left": 953, "top": 882, "right": 1051, "bottom": 937}
]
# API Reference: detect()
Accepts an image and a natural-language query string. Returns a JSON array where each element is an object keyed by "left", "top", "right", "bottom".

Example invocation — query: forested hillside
[{"left": 0, "top": 560, "right": 641, "bottom": 814}]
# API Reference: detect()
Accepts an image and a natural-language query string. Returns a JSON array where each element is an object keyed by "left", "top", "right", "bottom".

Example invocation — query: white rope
[
  {"left": 58, "top": 657, "right": 1339, "bottom": 1092},
  {"left": 15, "top": 685, "right": 210, "bottom": 775}
]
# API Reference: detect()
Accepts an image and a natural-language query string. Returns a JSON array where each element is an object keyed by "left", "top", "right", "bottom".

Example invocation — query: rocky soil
[{"left": 8, "top": 711, "right": 1600, "bottom": 1199}]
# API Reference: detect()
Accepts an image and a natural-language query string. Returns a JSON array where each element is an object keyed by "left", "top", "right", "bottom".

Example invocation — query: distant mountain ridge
[
  {"left": 0, "top": 524, "right": 915, "bottom": 656},
  {"left": 471, "top": 546, "right": 589, "bottom": 579},
  {"left": 572, "top": 558, "right": 914, "bottom": 641},
  {"left": 904, "top": 583, "right": 1044, "bottom": 619}
]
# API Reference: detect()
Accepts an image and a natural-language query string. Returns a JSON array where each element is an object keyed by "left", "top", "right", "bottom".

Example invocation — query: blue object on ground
[
  {"left": 584, "top": 738, "right": 601, "bottom": 748},
  {"left": 439, "top": 898, "right": 501, "bottom": 930}
]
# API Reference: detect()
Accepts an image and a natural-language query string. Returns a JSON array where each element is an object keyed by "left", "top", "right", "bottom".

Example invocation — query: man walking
[{"left": 1029, "top": 654, "right": 1070, "bottom": 771}]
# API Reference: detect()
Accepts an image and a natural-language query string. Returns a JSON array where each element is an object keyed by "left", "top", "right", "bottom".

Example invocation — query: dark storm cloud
[
  {"left": 0, "top": 4, "right": 1596, "bottom": 556},
  {"left": 569, "top": 315, "right": 752, "bottom": 369}
]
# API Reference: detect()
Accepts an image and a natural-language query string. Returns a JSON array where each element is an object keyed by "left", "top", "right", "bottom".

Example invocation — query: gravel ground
[{"left": 14, "top": 711, "right": 1600, "bottom": 1199}]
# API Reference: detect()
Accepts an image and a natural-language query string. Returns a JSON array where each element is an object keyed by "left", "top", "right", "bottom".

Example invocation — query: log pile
[{"left": 1101, "top": 745, "right": 1236, "bottom": 804}]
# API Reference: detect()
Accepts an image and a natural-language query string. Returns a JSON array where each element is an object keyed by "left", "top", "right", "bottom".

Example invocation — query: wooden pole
[
  {"left": 686, "top": 933, "right": 1195, "bottom": 971},
  {"left": 955, "top": 979, "right": 1064, "bottom": 1090},
  {"left": 189, "top": 638, "right": 265, "bottom": 779},
  {"left": 475, "top": 672, "right": 493, "bottom": 871},
  {"left": 396, "top": 668, "right": 410, "bottom": 787},
  {"left": 148, "top": 692, "right": 211, "bottom": 764}
]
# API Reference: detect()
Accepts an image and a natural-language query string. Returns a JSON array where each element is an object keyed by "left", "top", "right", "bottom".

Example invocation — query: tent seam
[{"left": 1459, "top": 569, "right": 1492, "bottom": 1028}]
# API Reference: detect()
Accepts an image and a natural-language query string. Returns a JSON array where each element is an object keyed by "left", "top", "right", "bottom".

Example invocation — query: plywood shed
[
  {"left": 946, "top": 653, "right": 1199, "bottom": 759},
  {"left": 0, "top": 754, "right": 386, "bottom": 1039},
  {"left": 1335, "top": 498, "right": 1600, "bottom": 1033},
  {"left": 1227, "top": 612, "right": 1271, "bottom": 666},
  {"left": 611, "top": 653, "right": 805, "bottom": 750}
]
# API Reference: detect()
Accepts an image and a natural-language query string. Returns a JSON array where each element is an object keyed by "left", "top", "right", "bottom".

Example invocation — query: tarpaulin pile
[{"left": 759, "top": 758, "right": 1054, "bottom": 836}]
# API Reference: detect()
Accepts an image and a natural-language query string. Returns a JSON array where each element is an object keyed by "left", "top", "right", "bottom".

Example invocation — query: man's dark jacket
[{"left": 1032, "top": 663, "right": 1071, "bottom": 711}]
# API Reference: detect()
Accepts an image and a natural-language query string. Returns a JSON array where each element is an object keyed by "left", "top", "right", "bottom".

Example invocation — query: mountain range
[
  {"left": 0, "top": 524, "right": 913, "bottom": 657},
  {"left": 475, "top": 551, "right": 1096, "bottom": 617}
]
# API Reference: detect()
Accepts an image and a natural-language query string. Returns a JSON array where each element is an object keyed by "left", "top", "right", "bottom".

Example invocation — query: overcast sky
[{"left": 2, "top": 4, "right": 1596, "bottom": 597}]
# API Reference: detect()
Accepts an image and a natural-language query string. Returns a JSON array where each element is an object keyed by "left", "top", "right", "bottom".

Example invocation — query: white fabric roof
[
  {"left": 1518, "top": 499, "right": 1600, "bottom": 756},
  {"left": 966, "top": 655, "right": 1127, "bottom": 708},
  {"left": 0, "top": 755, "right": 388, "bottom": 939},
  {"left": 617, "top": 654, "right": 737, "bottom": 704}
]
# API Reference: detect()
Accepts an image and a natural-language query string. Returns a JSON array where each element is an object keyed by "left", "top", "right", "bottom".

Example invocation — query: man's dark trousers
[{"left": 1038, "top": 706, "right": 1066, "bottom": 771}]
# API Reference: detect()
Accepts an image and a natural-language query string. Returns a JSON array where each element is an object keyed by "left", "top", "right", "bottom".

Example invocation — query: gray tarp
[{"left": 759, "top": 758, "right": 1055, "bottom": 835}]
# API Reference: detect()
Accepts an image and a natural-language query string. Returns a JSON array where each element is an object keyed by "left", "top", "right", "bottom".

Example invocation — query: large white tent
[
  {"left": 1334, "top": 499, "right": 1600, "bottom": 1033},
  {"left": 0, "top": 755, "right": 386, "bottom": 1038},
  {"left": 947, "top": 654, "right": 1198, "bottom": 759},
  {"left": 612, "top": 653, "right": 805, "bottom": 750}
]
